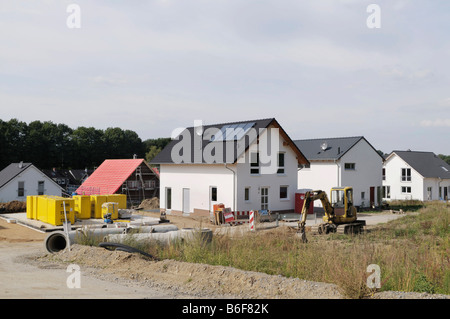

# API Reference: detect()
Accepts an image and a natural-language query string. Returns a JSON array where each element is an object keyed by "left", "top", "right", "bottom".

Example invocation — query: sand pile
[{"left": 138, "top": 197, "right": 160, "bottom": 210}]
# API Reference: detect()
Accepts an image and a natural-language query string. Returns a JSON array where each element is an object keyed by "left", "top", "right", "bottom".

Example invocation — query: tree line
[
  {"left": 0, "top": 118, "right": 171, "bottom": 170},
  {"left": 1, "top": 118, "right": 448, "bottom": 170}
]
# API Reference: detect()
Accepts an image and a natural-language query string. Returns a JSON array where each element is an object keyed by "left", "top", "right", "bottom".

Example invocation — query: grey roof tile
[
  {"left": 391, "top": 151, "right": 450, "bottom": 179},
  {"left": 293, "top": 136, "right": 364, "bottom": 161},
  {"left": 0, "top": 162, "right": 33, "bottom": 189},
  {"left": 151, "top": 118, "right": 308, "bottom": 165}
]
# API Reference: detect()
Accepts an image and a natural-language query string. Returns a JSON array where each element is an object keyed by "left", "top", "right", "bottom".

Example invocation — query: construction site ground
[{"left": 0, "top": 211, "right": 448, "bottom": 300}]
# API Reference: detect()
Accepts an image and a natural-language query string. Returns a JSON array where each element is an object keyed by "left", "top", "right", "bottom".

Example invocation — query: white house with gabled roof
[
  {"left": 150, "top": 118, "right": 309, "bottom": 217},
  {"left": 382, "top": 150, "right": 450, "bottom": 201},
  {"left": 294, "top": 136, "right": 384, "bottom": 209},
  {"left": 0, "top": 162, "right": 63, "bottom": 203}
]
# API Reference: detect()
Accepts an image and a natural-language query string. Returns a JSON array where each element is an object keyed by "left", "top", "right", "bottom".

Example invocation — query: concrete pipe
[
  {"left": 105, "top": 228, "right": 213, "bottom": 246},
  {"left": 180, "top": 228, "right": 213, "bottom": 244},
  {"left": 44, "top": 227, "right": 128, "bottom": 253},
  {"left": 126, "top": 224, "right": 179, "bottom": 234},
  {"left": 44, "top": 230, "right": 78, "bottom": 253}
]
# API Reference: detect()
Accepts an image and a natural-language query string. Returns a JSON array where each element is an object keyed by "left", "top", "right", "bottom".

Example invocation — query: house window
[
  {"left": 166, "top": 187, "right": 172, "bottom": 210},
  {"left": 18, "top": 181, "right": 25, "bottom": 197},
  {"left": 345, "top": 163, "right": 356, "bottom": 170},
  {"left": 361, "top": 192, "right": 365, "bottom": 200},
  {"left": 382, "top": 186, "right": 391, "bottom": 199},
  {"left": 401, "top": 186, "right": 411, "bottom": 194},
  {"left": 382, "top": 168, "right": 386, "bottom": 181},
  {"left": 211, "top": 187, "right": 217, "bottom": 202},
  {"left": 261, "top": 187, "right": 268, "bottom": 210},
  {"left": 250, "top": 152, "right": 260, "bottom": 175},
  {"left": 244, "top": 187, "right": 250, "bottom": 202},
  {"left": 401, "top": 168, "right": 411, "bottom": 181},
  {"left": 427, "top": 187, "right": 432, "bottom": 200},
  {"left": 38, "top": 181, "right": 45, "bottom": 195},
  {"left": 280, "top": 186, "right": 288, "bottom": 200},
  {"left": 277, "top": 153, "right": 285, "bottom": 174}
]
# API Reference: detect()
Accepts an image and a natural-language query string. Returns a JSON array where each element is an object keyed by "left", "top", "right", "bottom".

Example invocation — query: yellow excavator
[{"left": 297, "top": 187, "right": 366, "bottom": 243}]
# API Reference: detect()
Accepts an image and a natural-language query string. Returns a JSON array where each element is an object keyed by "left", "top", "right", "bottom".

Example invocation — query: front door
[
  {"left": 182, "top": 188, "right": 190, "bottom": 214},
  {"left": 370, "top": 187, "right": 375, "bottom": 208},
  {"left": 261, "top": 187, "right": 268, "bottom": 210}
]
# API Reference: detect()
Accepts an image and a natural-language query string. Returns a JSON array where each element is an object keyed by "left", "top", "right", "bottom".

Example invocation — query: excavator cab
[
  {"left": 329, "top": 187, "right": 357, "bottom": 224},
  {"left": 330, "top": 187, "right": 355, "bottom": 217}
]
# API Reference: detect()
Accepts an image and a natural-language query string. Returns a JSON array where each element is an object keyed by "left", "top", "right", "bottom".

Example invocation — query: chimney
[{"left": 18, "top": 161, "right": 23, "bottom": 169}]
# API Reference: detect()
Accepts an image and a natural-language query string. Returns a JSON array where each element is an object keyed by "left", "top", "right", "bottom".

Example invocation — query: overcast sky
[{"left": 1, "top": 0, "right": 449, "bottom": 155}]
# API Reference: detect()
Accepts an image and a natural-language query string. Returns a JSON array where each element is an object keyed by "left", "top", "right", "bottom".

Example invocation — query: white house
[
  {"left": 151, "top": 118, "right": 309, "bottom": 216},
  {"left": 294, "top": 136, "right": 384, "bottom": 209},
  {"left": 0, "top": 162, "right": 63, "bottom": 202},
  {"left": 382, "top": 150, "right": 450, "bottom": 201}
]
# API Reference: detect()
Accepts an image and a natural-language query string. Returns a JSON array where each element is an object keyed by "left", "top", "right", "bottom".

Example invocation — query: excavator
[{"left": 297, "top": 187, "right": 366, "bottom": 243}]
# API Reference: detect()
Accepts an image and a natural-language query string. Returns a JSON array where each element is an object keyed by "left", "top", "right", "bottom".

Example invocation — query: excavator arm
[{"left": 297, "top": 190, "right": 334, "bottom": 243}]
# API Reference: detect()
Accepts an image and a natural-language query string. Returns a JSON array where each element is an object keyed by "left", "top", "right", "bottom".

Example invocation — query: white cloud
[
  {"left": 91, "top": 75, "right": 128, "bottom": 86},
  {"left": 420, "top": 119, "right": 450, "bottom": 127}
]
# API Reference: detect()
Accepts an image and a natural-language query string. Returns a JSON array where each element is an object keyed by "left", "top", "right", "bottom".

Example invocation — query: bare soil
[{"left": 0, "top": 213, "right": 448, "bottom": 299}]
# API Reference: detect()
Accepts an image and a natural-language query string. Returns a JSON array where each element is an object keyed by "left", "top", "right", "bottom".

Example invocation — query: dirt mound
[
  {"left": 44, "top": 244, "right": 343, "bottom": 299},
  {"left": 0, "top": 201, "right": 26, "bottom": 213},
  {"left": 138, "top": 197, "right": 160, "bottom": 210}
]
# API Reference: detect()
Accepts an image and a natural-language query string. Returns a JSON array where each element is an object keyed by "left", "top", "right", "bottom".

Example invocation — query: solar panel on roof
[{"left": 212, "top": 122, "right": 255, "bottom": 141}]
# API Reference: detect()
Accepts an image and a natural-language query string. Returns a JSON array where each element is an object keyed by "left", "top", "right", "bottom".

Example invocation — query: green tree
[
  {"left": 438, "top": 154, "right": 450, "bottom": 165},
  {"left": 145, "top": 145, "right": 162, "bottom": 163},
  {"left": 103, "top": 127, "right": 145, "bottom": 160},
  {"left": 71, "top": 126, "right": 106, "bottom": 168},
  {"left": 1, "top": 119, "right": 28, "bottom": 166}
]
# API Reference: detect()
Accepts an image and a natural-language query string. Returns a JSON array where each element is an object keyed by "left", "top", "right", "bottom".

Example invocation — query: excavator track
[{"left": 309, "top": 220, "right": 366, "bottom": 235}]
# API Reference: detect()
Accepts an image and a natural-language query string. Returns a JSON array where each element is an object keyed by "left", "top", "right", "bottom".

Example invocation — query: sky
[{"left": 0, "top": 0, "right": 449, "bottom": 155}]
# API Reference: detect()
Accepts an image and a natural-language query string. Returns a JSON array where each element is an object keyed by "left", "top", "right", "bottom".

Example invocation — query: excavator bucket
[{"left": 296, "top": 223, "right": 308, "bottom": 243}]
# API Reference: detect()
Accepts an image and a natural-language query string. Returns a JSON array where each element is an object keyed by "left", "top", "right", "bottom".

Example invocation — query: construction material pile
[{"left": 26, "top": 194, "right": 127, "bottom": 226}]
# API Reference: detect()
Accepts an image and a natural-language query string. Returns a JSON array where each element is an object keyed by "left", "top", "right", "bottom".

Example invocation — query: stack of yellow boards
[{"left": 26, "top": 194, "right": 127, "bottom": 226}]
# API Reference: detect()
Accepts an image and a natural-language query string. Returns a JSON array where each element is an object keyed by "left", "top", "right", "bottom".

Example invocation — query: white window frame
[
  {"left": 401, "top": 168, "right": 411, "bottom": 182},
  {"left": 250, "top": 152, "right": 260, "bottom": 175},
  {"left": 279, "top": 185, "right": 289, "bottom": 200},
  {"left": 401, "top": 186, "right": 411, "bottom": 194},
  {"left": 277, "top": 152, "right": 285, "bottom": 175},
  {"left": 18, "top": 181, "right": 25, "bottom": 197},
  {"left": 244, "top": 187, "right": 250, "bottom": 202}
]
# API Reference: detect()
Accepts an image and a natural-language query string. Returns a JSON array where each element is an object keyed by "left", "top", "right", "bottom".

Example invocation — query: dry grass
[{"left": 85, "top": 202, "right": 449, "bottom": 298}]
